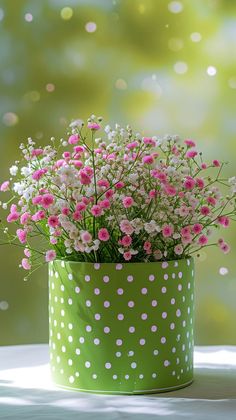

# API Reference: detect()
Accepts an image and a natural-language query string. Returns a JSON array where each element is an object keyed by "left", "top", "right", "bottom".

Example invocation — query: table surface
[{"left": 0, "top": 345, "right": 235, "bottom": 420}]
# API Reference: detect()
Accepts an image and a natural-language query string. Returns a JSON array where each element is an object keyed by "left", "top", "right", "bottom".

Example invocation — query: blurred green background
[{"left": 0, "top": 0, "right": 236, "bottom": 345}]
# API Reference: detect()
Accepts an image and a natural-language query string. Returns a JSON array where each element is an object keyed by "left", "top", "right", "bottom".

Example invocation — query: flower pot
[{"left": 48, "top": 258, "right": 194, "bottom": 394}]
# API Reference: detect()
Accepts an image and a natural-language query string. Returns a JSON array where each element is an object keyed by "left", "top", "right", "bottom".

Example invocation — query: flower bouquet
[{"left": 1, "top": 115, "right": 235, "bottom": 394}]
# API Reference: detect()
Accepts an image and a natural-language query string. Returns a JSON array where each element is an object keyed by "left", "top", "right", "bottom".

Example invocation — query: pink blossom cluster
[{"left": 0, "top": 116, "right": 236, "bottom": 276}]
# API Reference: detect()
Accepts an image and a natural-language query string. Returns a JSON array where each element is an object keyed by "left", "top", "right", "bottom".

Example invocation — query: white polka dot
[
  {"left": 172, "top": 273, "right": 176, "bottom": 279},
  {"left": 116, "top": 339, "right": 123, "bottom": 346},
  {"left": 178, "top": 284, "right": 182, "bottom": 291},
  {"left": 125, "top": 374, "right": 129, "bottom": 380},
  {"left": 104, "top": 300, "right": 110, "bottom": 308},
  {"left": 51, "top": 307, "right": 54, "bottom": 314},
  {"left": 95, "top": 313, "right": 101, "bottom": 320},
  {"left": 60, "top": 309, "right": 65, "bottom": 316},
  {"left": 149, "top": 274, "right": 155, "bottom": 281},
  {"left": 162, "top": 312, "right": 167, "bottom": 319},
  {"left": 85, "top": 361, "right": 91, "bottom": 368},
  {"left": 94, "top": 288, "right": 100, "bottom": 295},
  {"left": 68, "top": 298, "right": 73, "bottom": 305},
  {"left": 117, "top": 313, "right": 124, "bottom": 320},
  {"left": 85, "top": 275, "right": 90, "bottom": 282},
  {"left": 139, "top": 338, "right": 145, "bottom": 345},
  {"left": 128, "top": 350, "right": 134, "bottom": 356},
  {"left": 68, "top": 359, "right": 73, "bottom": 366},
  {"left": 112, "top": 374, "right": 117, "bottom": 380},
  {"left": 60, "top": 298, "right": 64, "bottom": 303},
  {"left": 54, "top": 296, "right": 58, "bottom": 303},
  {"left": 86, "top": 300, "right": 91, "bottom": 307},
  {"left": 94, "top": 338, "right": 100, "bottom": 345},
  {"left": 164, "top": 360, "right": 170, "bottom": 367},
  {"left": 116, "top": 263, "right": 123, "bottom": 270},
  {"left": 60, "top": 369, "right": 64, "bottom": 374},
  {"left": 86, "top": 325, "right": 92, "bottom": 332},
  {"left": 176, "top": 309, "right": 181, "bottom": 317},
  {"left": 153, "top": 349, "right": 159, "bottom": 355},
  {"left": 152, "top": 373, "right": 157, "bottom": 378},
  {"left": 178, "top": 271, "right": 183, "bottom": 279},
  {"left": 162, "top": 286, "right": 167, "bottom": 294},
  {"left": 60, "top": 285, "right": 65, "bottom": 292},
  {"left": 141, "top": 313, "right": 148, "bottom": 320},
  {"left": 131, "top": 362, "right": 137, "bottom": 369},
  {"left": 188, "top": 306, "right": 191, "bottom": 314},
  {"left": 187, "top": 259, "right": 190, "bottom": 266},
  {"left": 68, "top": 323, "right": 73, "bottom": 330},
  {"left": 152, "top": 299, "right": 157, "bottom": 307},
  {"left": 176, "top": 357, "right": 180, "bottom": 365},
  {"left": 129, "top": 326, "right": 135, "bottom": 333},
  {"left": 62, "top": 346, "right": 66, "bottom": 353},
  {"left": 105, "top": 362, "right": 111, "bottom": 369},
  {"left": 117, "top": 288, "right": 124, "bottom": 295},
  {"left": 55, "top": 272, "right": 59, "bottom": 278},
  {"left": 171, "top": 297, "right": 175, "bottom": 304},
  {"left": 79, "top": 337, "right": 85, "bottom": 343},
  {"left": 53, "top": 320, "right": 57, "bottom": 327},
  {"left": 161, "top": 336, "right": 166, "bottom": 344},
  {"left": 174, "top": 261, "right": 178, "bottom": 267},
  {"left": 104, "top": 326, "right": 110, "bottom": 333},
  {"left": 141, "top": 287, "right": 148, "bottom": 295},
  {"left": 127, "top": 275, "right": 133, "bottom": 282},
  {"left": 128, "top": 300, "right": 135, "bottom": 308},
  {"left": 164, "top": 274, "right": 168, "bottom": 280},
  {"left": 182, "top": 320, "right": 186, "bottom": 327},
  {"left": 94, "top": 263, "right": 100, "bottom": 270},
  {"left": 75, "top": 348, "right": 80, "bottom": 355},
  {"left": 68, "top": 335, "right": 73, "bottom": 342},
  {"left": 172, "top": 347, "right": 176, "bottom": 353},
  {"left": 172, "top": 371, "right": 176, "bottom": 376},
  {"left": 75, "top": 372, "right": 80, "bottom": 377},
  {"left": 56, "top": 356, "right": 60, "bottom": 363},
  {"left": 116, "top": 351, "right": 121, "bottom": 357},
  {"left": 170, "top": 322, "right": 175, "bottom": 330},
  {"left": 182, "top": 296, "right": 186, "bottom": 302},
  {"left": 61, "top": 322, "right": 65, "bottom": 328},
  {"left": 151, "top": 325, "right": 157, "bottom": 332},
  {"left": 51, "top": 282, "right": 55, "bottom": 290},
  {"left": 188, "top": 282, "right": 191, "bottom": 289},
  {"left": 68, "top": 273, "right": 73, "bottom": 281},
  {"left": 75, "top": 287, "right": 80, "bottom": 294},
  {"left": 182, "top": 344, "right": 186, "bottom": 351},
  {"left": 61, "top": 261, "right": 65, "bottom": 268},
  {"left": 69, "top": 376, "right": 74, "bottom": 383},
  {"left": 139, "top": 374, "right": 144, "bottom": 379},
  {"left": 103, "top": 275, "right": 109, "bottom": 283}
]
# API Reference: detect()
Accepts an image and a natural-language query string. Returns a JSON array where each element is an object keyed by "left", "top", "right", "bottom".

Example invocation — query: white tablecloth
[{"left": 0, "top": 345, "right": 235, "bottom": 419}]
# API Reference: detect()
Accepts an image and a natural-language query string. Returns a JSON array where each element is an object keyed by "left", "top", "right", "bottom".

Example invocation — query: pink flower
[
  {"left": 127, "top": 141, "right": 139, "bottom": 149},
  {"left": 91, "top": 205, "right": 103, "bottom": 217},
  {"left": 174, "top": 244, "right": 183, "bottom": 255},
  {"left": 48, "top": 215, "right": 59, "bottom": 228},
  {"left": 41, "top": 194, "right": 54, "bottom": 209},
  {"left": 50, "top": 237, "right": 58, "bottom": 245},
  {"left": 120, "top": 220, "right": 134, "bottom": 235},
  {"left": 0, "top": 181, "right": 10, "bottom": 192},
  {"left": 149, "top": 189, "right": 157, "bottom": 199},
  {"left": 198, "top": 235, "right": 208, "bottom": 245},
  {"left": 115, "top": 181, "right": 125, "bottom": 189},
  {"left": 122, "top": 196, "right": 134, "bottom": 208},
  {"left": 31, "top": 148, "right": 43, "bottom": 157},
  {"left": 220, "top": 242, "right": 230, "bottom": 254},
  {"left": 87, "top": 122, "right": 101, "bottom": 130},
  {"left": 162, "top": 224, "right": 174, "bottom": 238},
  {"left": 62, "top": 207, "right": 70, "bottom": 216},
  {"left": 63, "top": 151, "right": 71, "bottom": 159},
  {"left": 98, "top": 228, "right": 110, "bottom": 242},
  {"left": 32, "top": 195, "right": 42, "bottom": 205},
  {"left": 185, "top": 150, "right": 198, "bottom": 158},
  {"left": 200, "top": 206, "right": 210, "bottom": 216},
  {"left": 70, "top": 160, "right": 83, "bottom": 168},
  {"left": 79, "top": 170, "right": 91, "bottom": 185},
  {"left": 16, "top": 229, "right": 27, "bottom": 244},
  {"left": 20, "top": 212, "right": 31, "bottom": 225},
  {"left": 184, "top": 177, "right": 195, "bottom": 190},
  {"left": 124, "top": 251, "right": 132, "bottom": 261},
  {"left": 24, "top": 248, "right": 31, "bottom": 257},
  {"left": 179, "top": 206, "right": 189, "bottom": 217},
  {"left": 196, "top": 178, "right": 205, "bottom": 189},
  {"left": 192, "top": 223, "right": 203, "bottom": 234},
  {"left": 121, "top": 235, "right": 132, "bottom": 247},
  {"left": 181, "top": 226, "right": 191, "bottom": 236},
  {"left": 207, "top": 196, "right": 217, "bottom": 206},
  {"left": 184, "top": 139, "right": 196, "bottom": 148},
  {"left": 201, "top": 163, "right": 207, "bottom": 169},
  {"left": 181, "top": 234, "right": 193, "bottom": 245},
  {"left": 31, "top": 210, "right": 46, "bottom": 222},
  {"left": 74, "top": 145, "right": 84, "bottom": 153},
  {"left": 213, "top": 159, "right": 220, "bottom": 167},
  {"left": 32, "top": 168, "right": 47, "bottom": 181},
  {"left": 55, "top": 159, "right": 65, "bottom": 168},
  {"left": 142, "top": 155, "right": 154, "bottom": 165},
  {"left": 218, "top": 216, "right": 230, "bottom": 227},
  {"left": 73, "top": 211, "right": 82, "bottom": 221},
  {"left": 68, "top": 134, "right": 80, "bottom": 144},
  {"left": 99, "top": 199, "right": 111, "bottom": 209},
  {"left": 21, "top": 258, "right": 31, "bottom": 270},
  {"left": 105, "top": 189, "right": 114, "bottom": 199},
  {"left": 81, "top": 231, "right": 92, "bottom": 243},
  {"left": 45, "top": 250, "right": 56, "bottom": 262},
  {"left": 164, "top": 184, "right": 177, "bottom": 196},
  {"left": 75, "top": 202, "right": 87, "bottom": 212},
  {"left": 144, "top": 241, "right": 152, "bottom": 251},
  {"left": 143, "top": 137, "right": 156, "bottom": 146},
  {"left": 7, "top": 212, "right": 20, "bottom": 223},
  {"left": 97, "top": 179, "right": 110, "bottom": 189}
]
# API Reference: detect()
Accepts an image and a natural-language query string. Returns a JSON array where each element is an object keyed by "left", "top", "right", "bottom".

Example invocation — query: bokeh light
[
  {"left": 168, "top": 1, "right": 183, "bottom": 14},
  {"left": 168, "top": 38, "right": 184, "bottom": 52},
  {"left": 0, "top": 8, "right": 4, "bottom": 21},
  {"left": 85, "top": 22, "right": 97, "bottom": 33},
  {"left": 190, "top": 32, "right": 202, "bottom": 42},
  {"left": 207, "top": 66, "right": 217, "bottom": 76},
  {"left": 24, "top": 13, "right": 33, "bottom": 22},
  {"left": 60, "top": 7, "right": 73, "bottom": 21},
  {"left": 174, "top": 61, "right": 188, "bottom": 74},
  {"left": 115, "top": 78, "right": 128, "bottom": 90},
  {"left": 0, "top": 301, "right": 9, "bottom": 310},
  {"left": 219, "top": 267, "right": 229, "bottom": 276},
  {"left": 2, "top": 112, "right": 19, "bottom": 127},
  {"left": 46, "top": 83, "right": 55, "bottom": 92}
]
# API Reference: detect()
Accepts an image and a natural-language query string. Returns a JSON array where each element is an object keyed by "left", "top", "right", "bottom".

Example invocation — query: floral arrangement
[{"left": 1, "top": 115, "right": 236, "bottom": 279}]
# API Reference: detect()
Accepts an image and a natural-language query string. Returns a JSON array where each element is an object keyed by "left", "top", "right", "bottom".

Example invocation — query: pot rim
[{"left": 51, "top": 256, "right": 194, "bottom": 266}]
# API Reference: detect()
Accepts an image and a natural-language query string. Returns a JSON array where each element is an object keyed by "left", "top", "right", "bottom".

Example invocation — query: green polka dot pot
[{"left": 48, "top": 258, "right": 194, "bottom": 394}]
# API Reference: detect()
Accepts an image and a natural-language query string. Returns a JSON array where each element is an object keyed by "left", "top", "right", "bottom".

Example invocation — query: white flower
[
  {"left": 104, "top": 125, "right": 111, "bottom": 133},
  {"left": 21, "top": 166, "right": 31, "bottom": 177},
  {"left": 9, "top": 165, "right": 18, "bottom": 176},
  {"left": 144, "top": 220, "right": 157, "bottom": 234},
  {"left": 228, "top": 177, "right": 236, "bottom": 184}
]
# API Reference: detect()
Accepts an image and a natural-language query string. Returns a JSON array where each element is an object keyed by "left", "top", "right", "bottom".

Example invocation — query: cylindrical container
[{"left": 48, "top": 258, "right": 194, "bottom": 394}]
